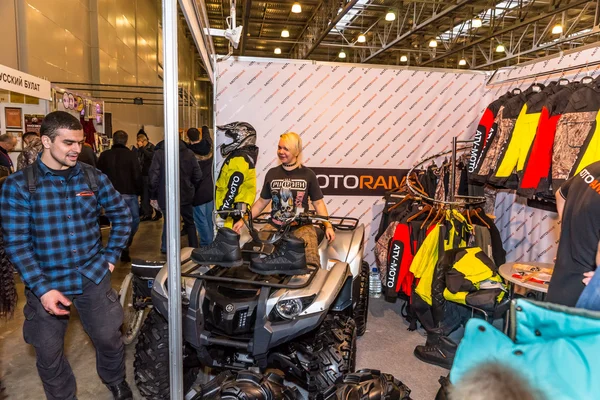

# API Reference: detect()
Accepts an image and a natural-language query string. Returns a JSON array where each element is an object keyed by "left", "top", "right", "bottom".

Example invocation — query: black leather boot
[
  {"left": 191, "top": 227, "right": 243, "bottom": 267},
  {"left": 250, "top": 235, "right": 309, "bottom": 276},
  {"left": 107, "top": 381, "right": 133, "bottom": 400},
  {"left": 413, "top": 327, "right": 457, "bottom": 369}
]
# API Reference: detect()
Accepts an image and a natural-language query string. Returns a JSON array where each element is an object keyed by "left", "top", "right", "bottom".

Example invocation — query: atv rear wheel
[
  {"left": 298, "top": 315, "right": 357, "bottom": 396},
  {"left": 353, "top": 261, "right": 370, "bottom": 336},
  {"left": 134, "top": 309, "right": 200, "bottom": 399},
  {"left": 199, "top": 370, "right": 302, "bottom": 400},
  {"left": 322, "top": 369, "right": 412, "bottom": 400}
]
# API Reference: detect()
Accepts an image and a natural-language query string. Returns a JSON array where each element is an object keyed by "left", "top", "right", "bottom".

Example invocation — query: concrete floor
[{"left": 0, "top": 220, "right": 445, "bottom": 400}]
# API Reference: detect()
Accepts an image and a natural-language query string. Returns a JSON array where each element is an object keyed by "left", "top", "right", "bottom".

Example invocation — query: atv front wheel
[
  {"left": 298, "top": 315, "right": 357, "bottom": 396},
  {"left": 134, "top": 310, "right": 200, "bottom": 399},
  {"left": 200, "top": 370, "right": 302, "bottom": 400},
  {"left": 322, "top": 369, "right": 412, "bottom": 400},
  {"left": 119, "top": 273, "right": 146, "bottom": 345},
  {"left": 353, "top": 261, "right": 370, "bottom": 336}
]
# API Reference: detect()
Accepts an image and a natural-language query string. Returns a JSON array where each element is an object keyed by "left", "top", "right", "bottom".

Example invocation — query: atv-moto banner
[{"left": 215, "top": 58, "right": 490, "bottom": 267}]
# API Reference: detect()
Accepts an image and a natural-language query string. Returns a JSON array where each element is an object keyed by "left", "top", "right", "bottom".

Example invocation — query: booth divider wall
[{"left": 215, "top": 57, "right": 492, "bottom": 267}]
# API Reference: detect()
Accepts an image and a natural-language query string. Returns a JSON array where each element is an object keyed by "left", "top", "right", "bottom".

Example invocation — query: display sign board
[
  {"left": 312, "top": 167, "right": 409, "bottom": 196},
  {"left": 0, "top": 64, "right": 51, "bottom": 100}
]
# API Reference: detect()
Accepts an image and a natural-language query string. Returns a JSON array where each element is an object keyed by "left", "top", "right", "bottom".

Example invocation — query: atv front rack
[
  {"left": 181, "top": 259, "right": 319, "bottom": 289},
  {"left": 253, "top": 213, "right": 359, "bottom": 231}
]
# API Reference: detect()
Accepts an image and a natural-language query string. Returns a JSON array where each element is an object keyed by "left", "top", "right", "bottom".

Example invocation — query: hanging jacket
[
  {"left": 477, "top": 85, "right": 545, "bottom": 184},
  {"left": 468, "top": 92, "right": 513, "bottom": 184},
  {"left": 215, "top": 146, "right": 259, "bottom": 225},
  {"left": 518, "top": 82, "right": 581, "bottom": 197},
  {"left": 411, "top": 210, "right": 471, "bottom": 306},
  {"left": 490, "top": 82, "right": 562, "bottom": 188},
  {"left": 430, "top": 247, "right": 504, "bottom": 326},
  {"left": 450, "top": 299, "right": 600, "bottom": 400},
  {"left": 552, "top": 79, "right": 600, "bottom": 191}
]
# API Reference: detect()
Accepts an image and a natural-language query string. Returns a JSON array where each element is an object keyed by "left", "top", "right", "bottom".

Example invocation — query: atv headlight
[{"left": 275, "top": 299, "right": 304, "bottom": 320}]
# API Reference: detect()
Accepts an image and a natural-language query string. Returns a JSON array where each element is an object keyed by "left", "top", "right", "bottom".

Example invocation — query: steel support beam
[
  {"left": 240, "top": 0, "right": 252, "bottom": 55},
  {"left": 420, "top": 0, "right": 592, "bottom": 66},
  {"left": 362, "top": 0, "right": 476, "bottom": 63},
  {"left": 180, "top": 0, "right": 215, "bottom": 82},
  {"left": 162, "top": 0, "right": 183, "bottom": 398},
  {"left": 473, "top": 26, "right": 600, "bottom": 69},
  {"left": 303, "top": 0, "right": 361, "bottom": 58}
]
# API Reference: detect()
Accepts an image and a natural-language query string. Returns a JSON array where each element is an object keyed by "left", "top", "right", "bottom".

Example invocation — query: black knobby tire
[
  {"left": 322, "top": 369, "right": 412, "bottom": 400},
  {"left": 201, "top": 370, "right": 302, "bottom": 400},
  {"left": 134, "top": 309, "right": 199, "bottom": 399},
  {"left": 353, "top": 261, "right": 370, "bottom": 336},
  {"left": 299, "top": 315, "right": 357, "bottom": 396}
]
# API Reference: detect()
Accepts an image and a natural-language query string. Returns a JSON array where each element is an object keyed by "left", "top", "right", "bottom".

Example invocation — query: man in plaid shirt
[{"left": 0, "top": 111, "right": 133, "bottom": 400}]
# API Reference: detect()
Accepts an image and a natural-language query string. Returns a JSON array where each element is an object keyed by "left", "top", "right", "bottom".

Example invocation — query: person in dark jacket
[
  {"left": 0, "top": 134, "right": 17, "bottom": 172},
  {"left": 98, "top": 130, "right": 142, "bottom": 262},
  {"left": 187, "top": 126, "right": 214, "bottom": 245},
  {"left": 77, "top": 142, "right": 97, "bottom": 167},
  {"left": 136, "top": 130, "right": 160, "bottom": 221},
  {"left": 149, "top": 139, "right": 202, "bottom": 252}
]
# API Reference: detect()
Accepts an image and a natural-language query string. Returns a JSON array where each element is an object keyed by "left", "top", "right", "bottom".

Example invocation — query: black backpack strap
[
  {"left": 24, "top": 164, "right": 38, "bottom": 194},
  {"left": 79, "top": 163, "right": 99, "bottom": 195}
]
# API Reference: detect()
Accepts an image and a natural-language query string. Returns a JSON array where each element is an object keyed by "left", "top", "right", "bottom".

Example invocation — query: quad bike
[
  {"left": 134, "top": 204, "right": 370, "bottom": 399},
  {"left": 118, "top": 259, "right": 163, "bottom": 344}
]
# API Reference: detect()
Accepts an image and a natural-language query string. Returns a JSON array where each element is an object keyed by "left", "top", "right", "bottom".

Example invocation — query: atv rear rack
[{"left": 181, "top": 259, "right": 319, "bottom": 289}]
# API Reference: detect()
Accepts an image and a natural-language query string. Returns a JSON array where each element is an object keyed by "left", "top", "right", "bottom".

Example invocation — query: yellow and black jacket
[{"left": 215, "top": 146, "right": 259, "bottom": 226}]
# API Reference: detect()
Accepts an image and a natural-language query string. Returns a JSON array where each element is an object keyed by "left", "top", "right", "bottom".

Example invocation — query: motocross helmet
[{"left": 217, "top": 122, "right": 257, "bottom": 157}]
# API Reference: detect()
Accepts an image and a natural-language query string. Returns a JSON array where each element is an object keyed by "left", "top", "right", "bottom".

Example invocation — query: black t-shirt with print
[
  {"left": 547, "top": 161, "right": 600, "bottom": 306},
  {"left": 260, "top": 165, "right": 324, "bottom": 224}
]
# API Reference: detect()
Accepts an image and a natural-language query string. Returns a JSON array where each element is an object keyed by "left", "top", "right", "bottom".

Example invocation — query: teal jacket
[{"left": 451, "top": 299, "right": 600, "bottom": 400}]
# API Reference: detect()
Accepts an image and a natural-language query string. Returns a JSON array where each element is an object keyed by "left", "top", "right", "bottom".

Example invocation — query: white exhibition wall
[
  {"left": 215, "top": 58, "right": 490, "bottom": 267},
  {"left": 487, "top": 45, "right": 600, "bottom": 263}
]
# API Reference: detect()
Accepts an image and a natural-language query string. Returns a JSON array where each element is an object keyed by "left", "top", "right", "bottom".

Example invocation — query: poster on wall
[
  {"left": 5, "top": 107, "right": 23, "bottom": 129},
  {"left": 7, "top": 131, "right": 23, "bottom": 151},
  {"left": 24, "top": 114, "right": 45, "bottom": 134}
]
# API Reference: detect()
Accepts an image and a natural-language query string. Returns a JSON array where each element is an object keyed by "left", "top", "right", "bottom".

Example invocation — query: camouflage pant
[{"left": 291, "top": 225, "right": 321, "bottom": 269}]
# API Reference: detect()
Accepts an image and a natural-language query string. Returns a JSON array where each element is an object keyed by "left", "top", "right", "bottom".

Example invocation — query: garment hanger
[
  {"left": 581, "top": 62, "right": 594, "bottom": 84},
  {"left": 427, "top": 205, "right": 445, "bottom": 230},
  {"left": 420, "top": 205, "right": 437, "bottom": 229},
  {"left": 471, "top": 209, "right": 490, "bottom": 229},
  {"left": 407, "top": 204, "right": 431, "bottom": 222}
]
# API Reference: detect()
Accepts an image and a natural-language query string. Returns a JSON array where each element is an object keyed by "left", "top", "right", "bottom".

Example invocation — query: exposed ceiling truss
[{"left": 200, "top": 0, "right": 600, "bottom": 70}]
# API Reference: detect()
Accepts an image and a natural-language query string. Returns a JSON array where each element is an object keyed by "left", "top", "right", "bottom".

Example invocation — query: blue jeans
[
  {"left": 576, "top": 269, "right": 600, "bottom": 311},
  {"left": 121, "top": 194, "right": 140, "bottom": 248},
  {"left": 193, "top": 201, "right": 215, "bottom": 246}
]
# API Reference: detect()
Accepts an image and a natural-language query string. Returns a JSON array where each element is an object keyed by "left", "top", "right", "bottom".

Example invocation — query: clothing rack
[{"left": 406, "top": 136, "right": 486, "bottom": 207}]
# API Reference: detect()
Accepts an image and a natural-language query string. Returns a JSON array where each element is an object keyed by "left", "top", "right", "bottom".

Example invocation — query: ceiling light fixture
[
  {"left": 472, "top": 17, "right": 482, "bottom": 28},
  {"left": 339, "top": 49, "right": 346, "bottom": 59},
  {"left": 385, "top": 11, "right": 396, "bottom": 21},
  {"left": 281, "top": 29, "right": 290, "bottom": 38},
  {"left": 496, "top": 44, "right": 505, "bottom": 52},
  {"left": 552, "top": 24, "right": 563, "bottom": 35},
  {"left": 429, "top": 39, "right": 438, "bottom": 48},
  {"left": 459, "top": 59, "right": 467, "bottom": 66},
  {"left": 357, "top": 34, "right": 366, "bottom": 43},
  {"left": 274, "top": 47, "right": 282, "bottom": 55},
  {"left": 400, "top": 55, "right": 408, "bottom": 62},
  {"left": 291, "top": 2, "right": 302, "bottom": 13}
]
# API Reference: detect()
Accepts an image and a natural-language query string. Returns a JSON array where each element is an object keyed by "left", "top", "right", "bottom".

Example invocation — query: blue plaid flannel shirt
[{"left": 0, "top": 159, "right": 132, "bottom": 298}]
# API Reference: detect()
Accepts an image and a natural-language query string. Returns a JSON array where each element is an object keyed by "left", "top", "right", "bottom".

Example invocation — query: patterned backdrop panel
[{"left": 215, "top": 58, "right": 490, "bottom": 267}]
